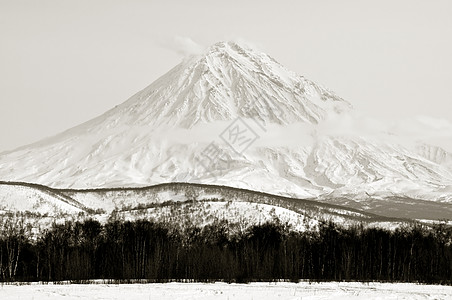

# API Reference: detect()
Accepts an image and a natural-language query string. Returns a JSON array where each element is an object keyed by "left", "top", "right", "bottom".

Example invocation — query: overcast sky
[{"left": 1, "top": 0, "right": 452, "bottom": 152}]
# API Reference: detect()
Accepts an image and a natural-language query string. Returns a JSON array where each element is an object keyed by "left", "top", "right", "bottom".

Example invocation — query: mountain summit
[
  {"left": 0, "top": 41, "right": 451, "bottom": 206},
  {"left": 86, "top": 41, "right": 350, "bottom": 131}
]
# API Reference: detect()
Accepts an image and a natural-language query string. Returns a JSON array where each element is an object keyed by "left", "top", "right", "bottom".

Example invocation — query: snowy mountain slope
[
  {"left": 0, "top": 181, "right": 410, "bottom": 232},
  {"left": 415, "top": 143, "right": 452, "bottom": 168},
  {"left": 58, "top": 182, "right": 393, "bottom": 221},
  {"left": 112, "top": 201, "right": 319, "bottom": 233},
  {"left": 0, "top": 41, "right": 451, "bottom": 213},
  {"left": 113, "top": 200, "right": 407, "bottom": 233},
  {"left": 0, "top": 182, "right": 85, "bottom": 215}
]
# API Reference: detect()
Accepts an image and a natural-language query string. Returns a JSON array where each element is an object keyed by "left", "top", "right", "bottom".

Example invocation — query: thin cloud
[
  {"left": 161, "top": 36, "right": 205, "bottom": 57},
  {"left": 315, "top": 111, "right": 452, "bottom": 153}
]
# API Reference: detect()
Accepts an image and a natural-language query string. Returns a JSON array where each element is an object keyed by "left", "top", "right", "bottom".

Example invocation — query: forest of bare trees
[{"left": 0, "top": 214, "right": 451, "bottom": 283}]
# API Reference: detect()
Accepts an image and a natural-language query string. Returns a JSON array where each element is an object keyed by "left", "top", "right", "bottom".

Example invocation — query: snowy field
[{"left": 1, "top": 282, "right": 452, "bottom": 300}]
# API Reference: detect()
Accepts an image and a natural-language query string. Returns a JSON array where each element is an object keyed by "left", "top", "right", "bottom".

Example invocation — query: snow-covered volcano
[
  {"left": 0, "top": 41, "right": 451, "bottom": 204},
  {"left": 99, "top": 41, "right": 350, "bottom": 129}
]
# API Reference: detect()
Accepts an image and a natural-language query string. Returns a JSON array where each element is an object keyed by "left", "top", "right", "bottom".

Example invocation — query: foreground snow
[{"left": 1, "top": 282, "right": 451, "bottom": 300}]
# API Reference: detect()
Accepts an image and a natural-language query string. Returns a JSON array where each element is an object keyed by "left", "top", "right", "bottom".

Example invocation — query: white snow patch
[{"left": 0, "top": 282, "right": 451, "bottom": 300}]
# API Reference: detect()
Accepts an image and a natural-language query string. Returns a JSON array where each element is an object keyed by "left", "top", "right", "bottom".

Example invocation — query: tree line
[{"left": 0, "top": 214, "right": 451, "bottom": 283}]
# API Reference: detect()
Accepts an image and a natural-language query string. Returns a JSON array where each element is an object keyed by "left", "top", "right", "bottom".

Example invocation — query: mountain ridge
[{"left": 0, "top": 180, "right": 415, "bottom": 222}]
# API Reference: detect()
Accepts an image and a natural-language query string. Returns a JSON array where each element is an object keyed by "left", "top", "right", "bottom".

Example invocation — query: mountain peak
[
  {"left": 207, "top": 40, "right": 247, "bottom": 53},
  {"left": 199, "top": 41, "right": 281, "bottom": 73},
  {"left": 209, "top": 40, "right": 240, "bottom": 50},
  {"left": 100, "top": 41, "right": 351, "bottom": 130}
]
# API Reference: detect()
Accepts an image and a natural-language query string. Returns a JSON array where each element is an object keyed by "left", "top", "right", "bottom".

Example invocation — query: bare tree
[{"left": 0, "top": 213, "right": 31, "bottom": 280}]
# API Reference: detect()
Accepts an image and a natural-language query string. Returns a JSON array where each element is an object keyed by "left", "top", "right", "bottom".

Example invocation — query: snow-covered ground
[{"left": 0, "top": 282, "right": 451, "bottom": 300}]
